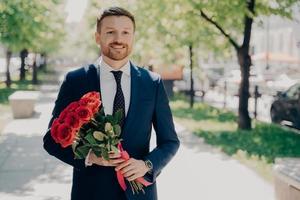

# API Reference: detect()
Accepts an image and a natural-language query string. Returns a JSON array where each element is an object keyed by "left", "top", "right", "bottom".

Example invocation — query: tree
[
  {"left": 134, "top": 0, "right": 300, "bottom": 129},
  {"left": 0, "top": 0, "right": 65, "bottom": 85},
  {"left": 188, "top": 0, "right": 300, "bottom": 129},
  {"left": 134, "top": 0, "right": 231, "bottom": 108}
]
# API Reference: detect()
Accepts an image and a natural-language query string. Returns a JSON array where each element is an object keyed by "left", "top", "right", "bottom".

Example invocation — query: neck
[{"left": 102, "top": 55, "right": 129, "bottom": 70}]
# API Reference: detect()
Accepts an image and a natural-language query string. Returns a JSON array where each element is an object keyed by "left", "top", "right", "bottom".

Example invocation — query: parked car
[{"left": 270, "top": 82, "right": 300, "bottom": 128}]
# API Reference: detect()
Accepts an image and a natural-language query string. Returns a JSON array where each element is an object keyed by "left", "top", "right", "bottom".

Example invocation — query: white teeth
[{"left": 115, "top": 47, "right": 123, "bottom": 49}]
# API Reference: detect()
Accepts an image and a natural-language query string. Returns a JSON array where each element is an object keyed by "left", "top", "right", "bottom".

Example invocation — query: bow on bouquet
[{"left": 50, "top": 91, "right": 151, "bottom": 194}]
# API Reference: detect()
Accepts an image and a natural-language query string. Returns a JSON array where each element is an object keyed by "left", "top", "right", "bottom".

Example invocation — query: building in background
[{"left": 149, "top": 65, "right": 183, "bottom": 97}]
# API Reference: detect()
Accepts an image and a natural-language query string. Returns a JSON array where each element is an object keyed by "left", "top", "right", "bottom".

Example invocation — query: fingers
[
  {"left": 110, "top": 158, "right": 125, "bottom": 165},
  {"left": 89, "top": 151, "right": 124, "bottom": 166},
  {"left": 127, "top": 173, "right": 141, "bottom": 181},
  {"left": 115, "top": 159, "right": 148, "bottom": 181},
  {"left": 91, "top": 156, "right": 123, "bottom": 167},
  {"left": 123, "top": 168, "right": 136, "bottom": 178},
  {"left": 120, "top": 164, "right": 135, "bottom": 175},
  {"left": 109, "top": 152, "right": 121, "bottom": 159},
  {"left": 115, "top": 159, "right": 132, "bottom": 171}
]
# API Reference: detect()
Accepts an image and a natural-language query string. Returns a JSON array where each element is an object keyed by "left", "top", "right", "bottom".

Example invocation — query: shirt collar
[{"left": 97, "top": 57, "right": 131, "bottom": 77}]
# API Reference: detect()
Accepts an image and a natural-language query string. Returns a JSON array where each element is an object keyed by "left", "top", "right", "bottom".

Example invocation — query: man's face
[{"left": 95, "top": 16, "right": 134, "bottom": 61}]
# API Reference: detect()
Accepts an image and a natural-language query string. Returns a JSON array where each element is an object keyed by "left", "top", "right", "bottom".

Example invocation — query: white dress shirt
[{"left": 97, "top": 57, "right": 131, "bottom": 116}]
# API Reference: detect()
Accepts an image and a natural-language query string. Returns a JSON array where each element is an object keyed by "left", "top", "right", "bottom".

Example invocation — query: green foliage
[
  {"left": 197, "top": 123, "right": 300, "bottom": 163},
  {"left": 73, "top": 107, "right": 123, "bottom": 160},
  {"left": 171, "top": 96, "right": 237, "bottom": 122},
  {"left": 0, "top": 76, "right": 38, "bottom": 104},
  {"left": 170, "top": 96, "right": 300, "bottom": 163},
  {"left": 0, "top": 0, "right": 66, "bottom": 54}
]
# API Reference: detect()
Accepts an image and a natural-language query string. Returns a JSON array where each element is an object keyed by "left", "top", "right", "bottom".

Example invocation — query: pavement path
[{"left": 0, "top": 69, "right": 275, "bottom": 200}]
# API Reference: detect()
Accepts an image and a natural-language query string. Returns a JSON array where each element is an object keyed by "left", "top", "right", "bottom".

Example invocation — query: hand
[
  {"left": 115, "top": 158, "right": 149, "bottom": 181},
  {"left": 89, "top": 151, "right": 125, "bottom": 167}
]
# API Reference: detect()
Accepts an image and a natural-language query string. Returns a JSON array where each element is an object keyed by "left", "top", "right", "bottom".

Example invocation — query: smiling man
[{"left": 43, "top": 7, "right": 180, "bottom": 200}]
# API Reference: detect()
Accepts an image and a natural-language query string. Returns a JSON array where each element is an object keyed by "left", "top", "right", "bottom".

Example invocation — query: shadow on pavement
[{"left": 0, "top": 132, "right": 72, "bottom": 197}]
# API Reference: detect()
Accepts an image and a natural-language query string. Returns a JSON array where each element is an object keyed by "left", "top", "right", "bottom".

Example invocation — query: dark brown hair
[{"left": 96, "top": 7, "right": 135, "bottom": 32}]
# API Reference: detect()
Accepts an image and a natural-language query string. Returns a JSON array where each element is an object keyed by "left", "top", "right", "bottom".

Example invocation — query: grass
[
  {"left": 0, "top": 79, "right": 37, "bottom": 104},
  {"left": 170, "top": 93, "right": 300, "bottom": 182},
  {"left": 0, "top": 68, "right": 53, "bottom": 104}
]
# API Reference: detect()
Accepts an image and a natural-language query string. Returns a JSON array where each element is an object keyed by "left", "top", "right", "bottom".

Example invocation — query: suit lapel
[
  {"left": 86, "top": 64, "right": 103, "bottom": 112},
  {"left": 122, "top": 62, "right": 141, "bottom": 137},
  {"left": 87, "top": 64, "right": 101, "bottom": 93}
]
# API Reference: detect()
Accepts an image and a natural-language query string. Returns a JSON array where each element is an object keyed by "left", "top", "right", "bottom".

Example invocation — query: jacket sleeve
[
  {"left": 43, "top": 73, "right": 86, "bottom": 171},
  {"left": 143, "top": 77, "right": 180, "bottom": 182}
]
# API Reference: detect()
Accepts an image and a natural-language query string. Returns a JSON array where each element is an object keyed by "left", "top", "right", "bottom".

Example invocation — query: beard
[{"left": 101, "top": 42, "right": 132, "bottom": 61}]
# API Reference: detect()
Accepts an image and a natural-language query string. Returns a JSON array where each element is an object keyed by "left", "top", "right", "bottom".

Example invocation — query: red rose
[
  {"left": 64, "top": 101, "right": 79, "bottom": 112},
  {"left": 58, "top": 109, "right": 69, "bottom": 123},
  {"left": 75, "top": 106, "right": 93, "bottom": 122},
  {"left": 57, "top": 123, "right": 76, "bottom": 148},
  {"left": 81, "top": 91, "right": 100, "bottom": 100},
  {"left": 65, "top": 102, "right": 80, "bottom": 112},
  {"left": 79, "top": 98, "right": 101, "bottom": 114},
  {"left": 50, "top": 118, "right": 61, "bottom": 143},
  {"left": 91, "top": 100, "right": 101, "bottom": 113},
  {"left": 65, "top": 112, "right": 81, "bottom": 129}
]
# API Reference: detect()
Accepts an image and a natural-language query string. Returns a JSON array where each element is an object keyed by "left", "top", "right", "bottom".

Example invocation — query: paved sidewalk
[{"left": 0, "top": 69, "right": 275, "bottom": 200}]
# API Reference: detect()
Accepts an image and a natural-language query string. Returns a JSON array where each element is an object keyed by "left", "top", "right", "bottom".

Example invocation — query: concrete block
[{"left": 8, "top": 91, "right": 39, "bottom": 119}]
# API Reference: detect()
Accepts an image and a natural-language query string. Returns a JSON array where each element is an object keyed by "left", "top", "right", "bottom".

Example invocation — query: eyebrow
[{"left": 104, "top": 26, "right": 132, "bottom": 30}]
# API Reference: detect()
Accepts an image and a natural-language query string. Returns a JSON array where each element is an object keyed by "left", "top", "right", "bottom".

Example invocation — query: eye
[
  {"left": 106, "top": 31, "right": 114, "bottom": 34},
  {"left": 123, "top": 31, "right": 129, "bottom": 35}
]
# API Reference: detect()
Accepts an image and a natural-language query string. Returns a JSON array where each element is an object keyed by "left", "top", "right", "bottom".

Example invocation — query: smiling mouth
[{"left": 110, "top": 45, "right": 125, "bottom": 49}]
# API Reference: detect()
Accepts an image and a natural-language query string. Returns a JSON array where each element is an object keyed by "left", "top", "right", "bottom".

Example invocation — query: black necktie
[{"left": 111, "top": 71, "right": 125, "bottom": 127}]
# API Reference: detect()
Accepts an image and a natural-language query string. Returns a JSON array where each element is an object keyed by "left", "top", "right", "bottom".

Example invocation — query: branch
[
  {"left": 199, "top": 10, "right": 240, "bottom": 50},
  {"left": 242, "top": 0, "right": 255, "bottom": 49}
]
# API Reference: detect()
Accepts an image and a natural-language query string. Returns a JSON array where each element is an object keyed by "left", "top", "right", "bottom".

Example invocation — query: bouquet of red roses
[{"left": 50, "top": 91, "right": 151, "bottom": 194}]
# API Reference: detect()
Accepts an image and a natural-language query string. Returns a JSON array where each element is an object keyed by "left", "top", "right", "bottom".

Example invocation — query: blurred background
[{"left": 1, "top": 0, "right": 300, "bottom": 200}]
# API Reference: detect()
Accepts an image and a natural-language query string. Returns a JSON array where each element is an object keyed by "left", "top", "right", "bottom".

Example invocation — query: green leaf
[
  {"left": 114, "top": 110, "right": 123, "bottom": 124},
  {"left": 72, "top": 140, "right": 79, "bottom": 152},
  {"left": 85, "top": 133, "right": 97, "bottom": 145},
  {"left": 74, "top": 151, "right": 84, "bottom": 159},
  {"left": 111, "top": 145, "right": 119, "bottom": 154},
  {"left": 113, "top": 124, "right": 121, "bottom": 136},
  {"left": 98, "top": 143, "right": 105, "bottom": 148},
  {"left": 101, "top": 148, "right": 109, "bottom": 160},
  {"left": 75, "top": 145, "right": 90, "bottom": 158},
  {"left": 106, "top": 115, "right": 114, "bottom": 123},
  {"left": 92, "top": 148, "right": 102, "bottom": 157}
]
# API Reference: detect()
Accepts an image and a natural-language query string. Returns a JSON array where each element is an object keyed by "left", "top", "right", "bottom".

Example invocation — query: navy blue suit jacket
[{"left": 43, "top": 63, "right": 180, "bottom": 200}]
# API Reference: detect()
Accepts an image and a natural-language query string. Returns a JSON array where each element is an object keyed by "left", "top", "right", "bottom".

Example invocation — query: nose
[{"left": 113, "top": 32, "right": 123, "bottom": 43}]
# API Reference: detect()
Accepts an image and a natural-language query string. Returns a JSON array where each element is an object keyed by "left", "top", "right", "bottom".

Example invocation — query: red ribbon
[{"left": 116, "top": 143, "right": 152, "bottom": 191}]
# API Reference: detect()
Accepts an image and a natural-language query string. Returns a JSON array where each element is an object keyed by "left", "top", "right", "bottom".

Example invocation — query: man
[{"left": 43, "top": 7, "right": 180, "bottom": 200}]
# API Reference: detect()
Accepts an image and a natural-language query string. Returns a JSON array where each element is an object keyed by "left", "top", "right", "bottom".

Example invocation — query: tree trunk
[
  {"left": 236, "top": 0, "right": 255, "bottom": 130},
  {"left": 198, "top": 0, "right": 255, "bottom": 130},
  {"left": 237, "top": 47, "right": 251, "bottom": 130},
  {"left": 5, "top": 50, "right": 12, "bottom": 88},
  {"left": 20, "top": 48, "right": 28, "bottom": 81},
  {"left": 43, "top": 53, "right": 47, "bottom": 71},
  {"left": 32, "top": 54, "right": 38, "bottom": 84},
  {"left": 189, "top": 44, "right": 194, "bottom": 108}
]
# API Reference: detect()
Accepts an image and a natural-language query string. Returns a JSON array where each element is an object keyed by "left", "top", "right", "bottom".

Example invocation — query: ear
[{"left": 95, "top": 32, "right": 101, "bottom": 45}]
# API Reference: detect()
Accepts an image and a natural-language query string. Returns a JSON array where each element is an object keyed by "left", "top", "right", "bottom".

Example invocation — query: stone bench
[
  {"left": 273, "top": 158, "right": 300, "bottom": 200},
  {"left": 8, "top": 91, "right": 40, "bottom": 119}
]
